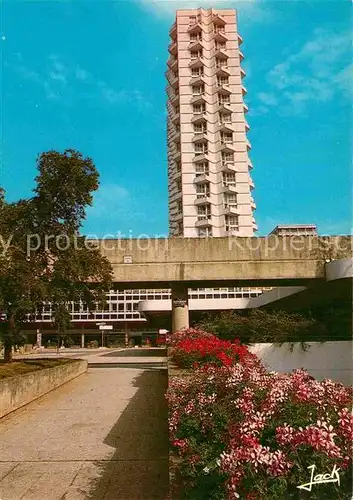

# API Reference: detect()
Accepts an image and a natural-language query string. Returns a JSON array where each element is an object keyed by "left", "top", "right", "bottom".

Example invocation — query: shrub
[
  {"left": 167, "top": 328, "right": 214, "bottom": 347},
  {"left": 196, "top": 309, "right": 326, "bottom": 347},
  {"left": 171, "top": 335, "right": 259, "bottom": 369},
  {"left": 167, "top": 364, "right": 353, "bottom": 499}
]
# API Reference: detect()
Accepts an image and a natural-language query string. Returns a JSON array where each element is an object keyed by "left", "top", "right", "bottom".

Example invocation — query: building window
[
  {"left": 222, "top": 152, "right": 234, "bottom": 164},
  {"left": 223, "top": 172, "right": 236, "bottom": 185},
  {"left": 217, "top": 76, "right": 229, "bottom": 86},
  {"left": 193, "top": 103, "right": 206, "bottom": 114},
  {"left": 189, "top": 16, "right": 197, "bottom": 25},
  {"left": 195, "top": 162, "right": 209, "bottom": 175},
  {"left": 225, "top": 193, "right": 237, "bottom": 205},
  {"left": 194, "top": 122, "right": 207, "bottom": 133},
  {"left": 219, "top": 94, "right": 230, "bottom": 105},
  {"left": 178, "top": 200, "right": 182, "bottom": 212},
  {"left": 192, "top": 85, "right": 204, "bottom": 95},
  {"left": 196, "top": 183, "right": 210, "bottom": 197},
  {"left": 198, "top": 227, "right": 212, "bottom": 237},
  {"left": 190, "top": 33, "right": 202, "bottom": 42},
  {"left": 191, "top": 67, "right": 204, "bottom": 77},
  {"left": 176, "top": 178, "right": 182, "bottom": 191},
  {"left": 225, "top": 215, "right": 239, "bottom": 232},
  {"left": 219, "top": 112, "right": 231, "bottom": 123},
  {"left": 190, "top": 50, "right": 202, "bottom": 60},
  {"left": 197, "top": 205, "right": 211, "bottom": 218},
  {"left": 215, "top": 41, "right": 226, "bottom": 50},
  {"left": 214, "top": 26, "right": 225, "bottom": 34},
  {"left": 195, "top": 142, "right": 208, "bottom": 154},
  {"left": 221, "top": 131, "right": 233, "bottom": 143},
  {"left": 216, "top": 58, "right": 227, "bottom": 69}
]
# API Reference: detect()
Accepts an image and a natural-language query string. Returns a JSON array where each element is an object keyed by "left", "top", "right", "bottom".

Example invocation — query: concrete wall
[
  {"left": 250, "top": 341, "right": 352, "bottom": 387},
  {"left": 92, "top": 236, "right": 352, "bottom": 286},
  {"left": 0, "top": 359, "right": 88, "bottom": 419}
]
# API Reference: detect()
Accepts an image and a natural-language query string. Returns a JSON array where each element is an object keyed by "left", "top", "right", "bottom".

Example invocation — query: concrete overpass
[{"left": 94, "top": 236, "right": 352, "bottom": 331}]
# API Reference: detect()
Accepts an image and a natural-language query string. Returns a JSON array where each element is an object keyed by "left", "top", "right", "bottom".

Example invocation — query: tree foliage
[
  {"left": 0, "top": 149, "right": 113, "bottom": 362},
  {"left": 196, "top": 308, "right": 326, "bottom": 350}
]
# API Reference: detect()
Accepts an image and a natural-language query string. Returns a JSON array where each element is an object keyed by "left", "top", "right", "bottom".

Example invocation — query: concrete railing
[
  {"left": 0, "top": 359, "right": 88, "bottom": 419},
  {"left": 93, "top": 236, "right": 352, "bottom": 287}
]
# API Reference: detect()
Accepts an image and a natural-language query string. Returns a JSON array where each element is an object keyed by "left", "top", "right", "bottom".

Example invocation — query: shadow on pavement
[
  {"left": 86, "top": 369, "right": 169, "bottom": 500},
  {"left": 102, "top": 348, "right": 167, "bottom": 358}
]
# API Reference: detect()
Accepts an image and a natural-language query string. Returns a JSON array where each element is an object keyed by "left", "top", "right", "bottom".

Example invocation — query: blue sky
[{"left": 1, "top": 0, "right": 351, "bottom": 236}]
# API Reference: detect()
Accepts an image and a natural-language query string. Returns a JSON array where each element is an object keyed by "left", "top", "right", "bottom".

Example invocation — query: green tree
[
  {"left": 0, "top": 149, "right": 113, "bottom": 362},
  {"left": 196, "top": 308, "right": 325, "bottom": 350}
]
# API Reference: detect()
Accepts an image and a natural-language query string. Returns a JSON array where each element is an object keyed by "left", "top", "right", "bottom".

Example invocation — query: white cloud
[
  {"left": 256, "top": 29, "right": 351, "bottom": 115},
  {"left": 88, "top": 184, "right": 130, "bottom": 218},
  {"left": 86, "top": 183, "right": 153, "bottom": 232},
  {"left": 334, "top": 63, "right": 353, "bottom": 98},
  {"left": 11, "top": 55, "right": 153, "bottom": 110},
  {"left": 49, "top": 71, "right": 67, "bottom": 84},
  {"left": 257, "top": 92, "right": 278, "bottom": 106},
  {"left": 75, "top": 67, "right": 91, "bottom": 82}
]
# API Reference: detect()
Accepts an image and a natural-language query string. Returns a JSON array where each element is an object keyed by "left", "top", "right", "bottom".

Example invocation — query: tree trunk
[
  {"left": 4, "top": 337, "right": 13, "bottom": 363},
  {"left": 4, "top": 314, "right": 15, "bottom": 363}
]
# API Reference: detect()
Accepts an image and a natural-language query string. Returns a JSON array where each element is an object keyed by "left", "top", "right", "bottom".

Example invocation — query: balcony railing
[
  {"left": 194, "top": 194, "right": 210, "bottom": 206},
  {"left": 212, "top": 13, "right": 226, "bottom": 25},
  {"left": 168, "top": 40, "right": 177, "bottom": 55},
  {"left": 223, "top": 183, "right": 238, "bottom": 194},
  {"left": 226, "top": 228, "right": 239, "bottom": 236},
  {"left": 213, "top": 30, "right": 227, "bottom": 43},
  {"left": 167, "top": 58, "right": 178, "bottom": 71},
  {"left": 188, "top": 22, "right": 202, "bottom": 33},
  {"left": 189, "top": 75, "right": 205, "bottom": 86},
  {"left": 189, "top": 57, "right": 204, "bottom": 69},
  {"left": 224, "top": 204, "right": 239, "bottom": 215},
  {"left": 221, "top": 161, "right": 236, "bottom": 173},
  {"left": 189, "top": 40, "right": 203, "bottom": 51},
  {"left": 169, "top": 23, "right": 177, "bottom": 37},
  {"left": 192, "top": 132, "right": 207, "bottom": 142},
  {"left": 195, "top": 215, "right": 212, "bottom": 227},
  {"left": 193, "top": 152, "right": 208, "bottom": 163},
  {"left": 191, "top": 94, "right": 206, "bottom": 105},
  {"left": 194, "top": 173, "right": 209, "bottom": 184},
  {"left": 214, "top": 48, "right": 228, "bottom": 60}
]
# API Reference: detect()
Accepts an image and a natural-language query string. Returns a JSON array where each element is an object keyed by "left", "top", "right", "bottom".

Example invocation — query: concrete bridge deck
[{"left": 94, "top": 236, "right": 351, "bottom": 287}]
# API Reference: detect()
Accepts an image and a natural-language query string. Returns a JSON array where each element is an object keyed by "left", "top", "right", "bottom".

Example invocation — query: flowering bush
[
  {"left": 168, "top": 328, "right": 259, "bottom": 369},
  {"left": 156, "top": 336, "right": 166, "bottom": 346},
  {"left": 167, "top": 362, "right": 353, "bottom": 499},
  {"left": 167, "top": 327, "right": 214, "bottom": 347}
]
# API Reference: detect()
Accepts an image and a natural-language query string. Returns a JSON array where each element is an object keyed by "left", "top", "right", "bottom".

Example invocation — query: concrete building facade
[{"left": 167, "top": 8, "right": 256, "bottom": 237}]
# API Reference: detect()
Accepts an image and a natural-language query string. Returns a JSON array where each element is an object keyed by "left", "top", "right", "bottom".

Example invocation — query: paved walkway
[
  {"left": 0, "top": 367, "right": 169, "bottom": 500},
  {"left": 14, "top": 348, "right": 167, "bottom": 367}
]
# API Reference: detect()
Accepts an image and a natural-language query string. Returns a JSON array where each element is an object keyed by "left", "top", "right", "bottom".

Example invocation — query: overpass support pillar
[{"left": 171, "top": 285, "right": 189, "bottom": 333}]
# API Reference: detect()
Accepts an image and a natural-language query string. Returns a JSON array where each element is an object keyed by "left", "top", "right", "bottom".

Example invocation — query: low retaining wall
[
  {"left": 249, "top": 341, "right": 352, "bottom": 387},
  {"left": 0, "top": 359, "right": 88, "bottom": 419}
]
